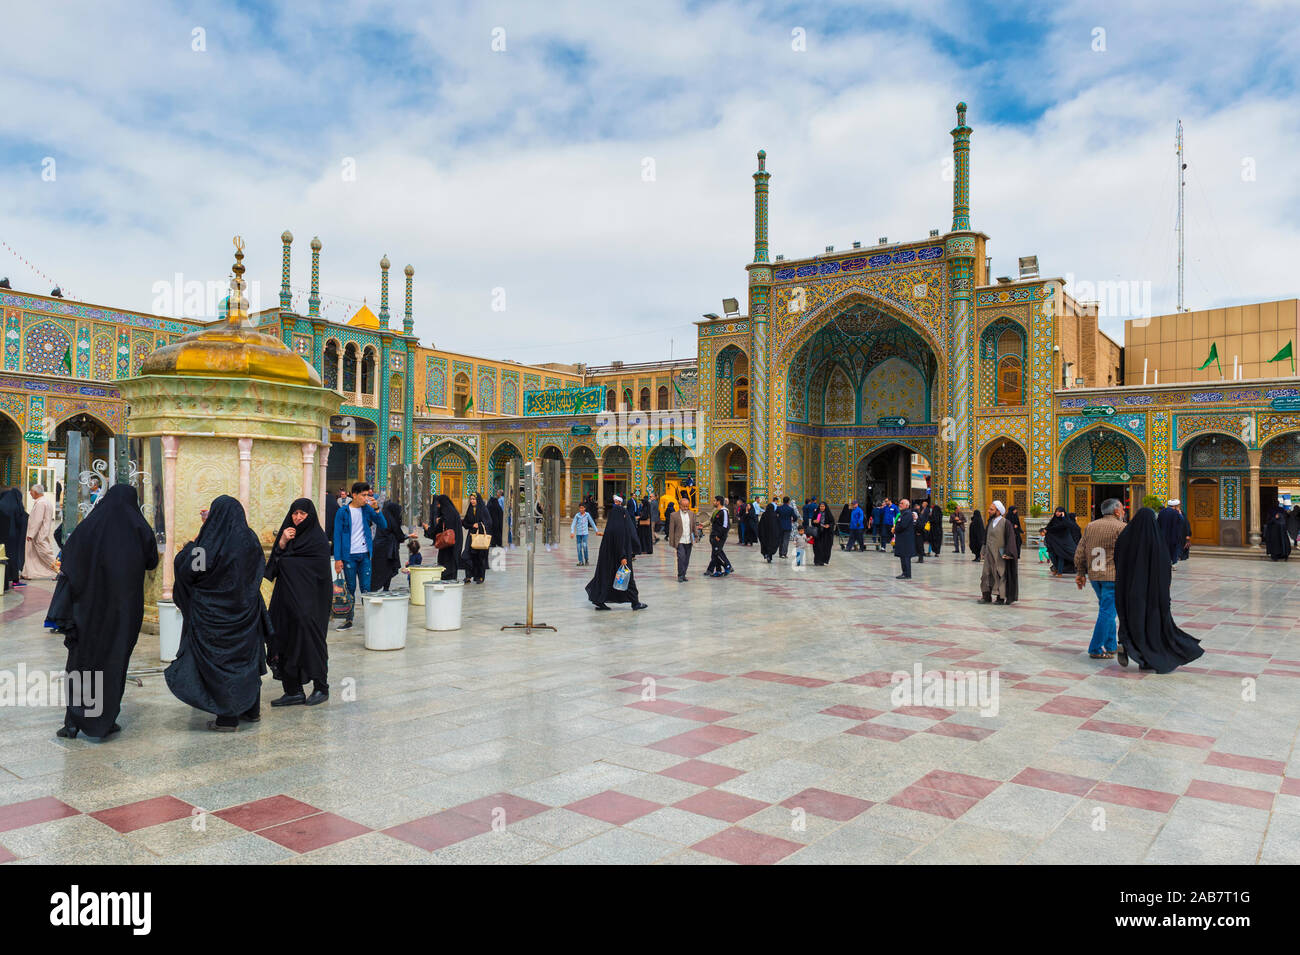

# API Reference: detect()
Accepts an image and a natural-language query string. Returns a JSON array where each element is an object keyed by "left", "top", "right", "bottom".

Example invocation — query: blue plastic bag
[{"left": 613, "top": 564, "right": 631, "bottom": 591}]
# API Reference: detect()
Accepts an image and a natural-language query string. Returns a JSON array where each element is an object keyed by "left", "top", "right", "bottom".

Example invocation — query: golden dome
[
  {"left": 140, "top": 236, "right": 322, "bottom": 388},
  {"left": 347, "top": 302, "right": 379, "bottom": 329}
]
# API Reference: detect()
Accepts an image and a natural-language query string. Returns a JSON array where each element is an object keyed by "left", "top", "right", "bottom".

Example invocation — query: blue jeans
[
  {"left": 1089, "top": 581, "right": 1117, "bottom": 654},
  {"left": 575, "top": 535, "right": 589, "bottom": 563},
  {"left": 340, "top": 553, "right": 372, "bottom": 621}
]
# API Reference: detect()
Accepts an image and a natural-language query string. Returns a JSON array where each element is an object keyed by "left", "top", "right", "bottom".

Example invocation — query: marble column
[
  {"left": 237, "top": 437, "right": 253, "bottom": 513},
  {"left": 300, "top": 441, "right": 317, "bottom": 500},
  {"left": 598, "top": 461, "right": 605, "bottom": 517},
  {"left": 1248, "top": 450, "right": 1262, "bottom": 547},
  {"left": 317, "top": 443, "right": 330, "bottom": 529},
  {"left": 565, "top": 460, "right": 573, "bottom": 519},
  {"left": 161, "top": 435, "right": 180, "bottom": 600}
]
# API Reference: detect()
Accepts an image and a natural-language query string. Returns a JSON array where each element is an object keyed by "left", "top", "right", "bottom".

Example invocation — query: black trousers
[
  {"left": 706, "top": 539, "right": 731, "bottom": 574},
  {"left": 778, "top": 530, "right": 790, "bottom": 558},
  {"left": 283, "top": 677, "right": 329, "bottom": 696},
  {"left": 676, "top": 542, "right": 692, "bottom": 578},
  {"left": 898, "top": 555, "right": 912, "bottom": 578},
  {"left": 847, "top": 529, "right": 864, "bottom": 551}
]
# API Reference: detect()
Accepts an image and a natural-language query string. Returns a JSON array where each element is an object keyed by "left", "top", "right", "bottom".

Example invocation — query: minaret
[
  {"left": 279, "top": 231, "right": 293, "bottom": 311},
  {"left": 752, "top": 149, "right": 770, "bottom": 264},
  {"left": 379, "top": 255, "right": 391, "bottom": 325},
  {"left": 403, "top": 264, "right": 414, "bottom": 335},
  {"left": 951, "top": 101, "right": 972, "bottom": 231},
  {"left": 308, "top": 237, "right": 322, "bottom": 318}
]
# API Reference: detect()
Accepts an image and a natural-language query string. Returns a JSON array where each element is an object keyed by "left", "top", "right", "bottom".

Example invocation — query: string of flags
[
  {"left": 0, "top": 238, "right": 71, "bottom": 299},
  {"left": 1198, "top": 340, "right": 1295, "bottom": 376}
]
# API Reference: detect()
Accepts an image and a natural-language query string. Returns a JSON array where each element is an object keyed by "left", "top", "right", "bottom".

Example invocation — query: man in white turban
[
  {"left": 978, "top": 499, "right": 1012, "bottom": 604},
  {"left": 23, "top": 484, "right": 59, "bottom": 579}
]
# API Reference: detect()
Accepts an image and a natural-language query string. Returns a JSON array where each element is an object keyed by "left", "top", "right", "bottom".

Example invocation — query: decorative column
[
  {"left": 945, "top": 102, "right": 976, "bottom": 508},
  {"left": 279, "top": 230, "right": 293, "bottom": 312},
  {"left": 161, "top": 435, "right": 179, "bottom": 600},
  {"left": 317, "top": 442, "right": 330, "bottom": 528},
  {"left": 300, "top": 441, "right": 317, "bottom": 500},
  {"left": 403, "top": 264, "right": 414, "bottom": 336},
  {"left": 1167, "top": 457, "right": 1181, "bottom": 507},
  {"left": 598, "top": 459, "right": 605, "bottom": 517},
  {"left": 565, "top": 459, "right": 573, "bottom": 519},
  {"left": 237, "top": 437, "right": 253, "bottom": 512},
  {"left": 379, "top": 255, "right": 391, "bottom": 326},
  {"left": 1248, "top": 449, "right": 1262, "bottom": 546},
  {"left": 308, "top": 237, "right": 322, "bottom": 318},
  {"left": 748, "top": 149, "right": 773, "bottom": 501}
]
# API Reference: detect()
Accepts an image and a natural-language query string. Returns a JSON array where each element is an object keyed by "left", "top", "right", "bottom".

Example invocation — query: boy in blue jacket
[{"left": 332, "top": 481, "right": 388, "bottom": 631}]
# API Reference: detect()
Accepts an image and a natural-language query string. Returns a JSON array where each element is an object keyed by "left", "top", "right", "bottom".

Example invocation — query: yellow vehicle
[{"left": 658, "top": 479, "right": 698, "bottom": 520}]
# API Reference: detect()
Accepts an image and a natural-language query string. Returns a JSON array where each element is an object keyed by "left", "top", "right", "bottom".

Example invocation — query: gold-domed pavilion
[{"left": 120, "top": 237, "right": 341, "bottom": 622}]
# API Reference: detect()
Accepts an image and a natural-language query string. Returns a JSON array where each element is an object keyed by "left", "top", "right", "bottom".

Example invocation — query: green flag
[
  {"left": 1267, "top": 340, "right": 1295, "bottom": 374},
  {"left": 61, "top": 345, "right": 72, "bottom": 374},
  {"left": 1197, "top": 342, "right": 1221, "bottom": 374},
  {"left": 465, "top": 393, "right": 474, "bottom": 413},
  {"left": 672, "top": 377, "right": 686, "bottom": 403}
]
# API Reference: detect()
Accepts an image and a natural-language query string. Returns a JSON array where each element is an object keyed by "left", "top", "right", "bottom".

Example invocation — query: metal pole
[{"left": 502, "top": 460, "right": 555, "bottom": 634}]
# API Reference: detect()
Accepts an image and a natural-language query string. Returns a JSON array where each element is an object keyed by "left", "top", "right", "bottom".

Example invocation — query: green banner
[
  {"left": 524, "top": 386, "right": 603, "bottom": 417},
  {"left": 1092, "top": 470, "right": 1131, "bottom": 483},
  {"left": 877, "top": 416, "right": 908, "bottom": 428},
  {"left": 1081, "top": 405, "right": 1115, "bottom": 417}
]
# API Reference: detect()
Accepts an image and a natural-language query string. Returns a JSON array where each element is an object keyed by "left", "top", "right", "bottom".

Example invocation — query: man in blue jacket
[
  {"left": 880, "top": 498, "right": 899, "bottom": 551},
  {"left": 333, "top": 481, "right": 388, "bottom": 631},
  {"left": 847, "top": 501, "right": 866, "bottom": 551},
  {"left": 776, "top": 496, "right": 797, "bottom": 558},
  {"left": 872, "top": 500, "right": 885, "bottom": 550}
]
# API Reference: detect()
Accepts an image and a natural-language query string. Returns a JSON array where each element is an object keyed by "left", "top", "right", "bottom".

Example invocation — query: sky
[{"left": 1, "top": 0, "right": 1297, "bottom": 364}]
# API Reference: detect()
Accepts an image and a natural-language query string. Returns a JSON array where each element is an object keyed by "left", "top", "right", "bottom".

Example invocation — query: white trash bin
[
  {"left": 362, "top": 591, "right": 410, "bottom": 650},
  {"left": 157, "top": 599, "right": 184, "bottom": 662},
  {"left": 407, "top": 564, "right": 440, "bottom": 606},
  {"left": 424, "top": 579, "right": 464, "bottom": 631}
]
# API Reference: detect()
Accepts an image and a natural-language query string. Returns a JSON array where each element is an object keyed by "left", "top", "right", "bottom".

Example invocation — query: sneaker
[{"left": 337, "top": 621, "right": 354, "bottom": 631}]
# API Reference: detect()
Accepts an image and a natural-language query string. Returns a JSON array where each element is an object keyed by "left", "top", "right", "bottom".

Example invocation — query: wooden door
[
  {"left": 1188, "top": 481, "right": 1218, "bottom": 545},
  {"left": 440, "top": 472, "right": 463, "bottom": 507}
]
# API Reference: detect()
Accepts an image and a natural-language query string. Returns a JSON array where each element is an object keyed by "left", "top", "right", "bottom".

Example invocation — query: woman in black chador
[
  {"left": 969, "top": 508, "right": 985, "bottom": 562},
  {"left": 585, "top": 499, "right": 646, "bottom": 611},
  {"left": 424, "top": 494, "right": 463, "bottom": 581},
  {"left": 812, "top": 501, "right": 835, "bottom": 566},
  {"left": 758, "top": 502, "right": 781, "bottom": 563},
  {"left": 1043, "top": 507, "right": 1077, "bottom": 575},
  {"left": 0, "top": 487, "right": 27, "bottom": 590},
  {"left": 1264, "top": 506, "right": 1291, "bottom": 561},
  {"left": 370, "top": 500, "right": 405, "bottom": 590},
  {"left": 1004, "top": 505, "right": 1024, "bottom": 604},
  {"left": 264, "top": 498, "right": 332, "bottom": 707},
  {"left": 165, "top": 495, "right": 269, "bottom": 732},
  {"left": 51, "top": 484, "right": 159, "bottom": 739},
  {"left": 461, "top": 493, "right": 492, "bottom": 584},
  {"left": 1114, "top": 507, "right": 1205, "bottom": 673},
  {"left": 637, "top": 494, "right": 655, "bottom": 554}
]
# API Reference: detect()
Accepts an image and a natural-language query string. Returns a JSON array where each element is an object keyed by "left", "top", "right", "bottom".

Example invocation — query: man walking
[
  {"left": 570, "top": 502, "right": 600, "bottom": 566},
  {"left": 978, "top": 500, "right": 1010, "bottom": 604},
  {"left": 332, "top": 481, "right": 387, "bottom": 631},
  {"left": 776, "top": 495, "right": 797, "bottom": 558},
  {"left": 1074, "top": 497, "right": 1124, "bottom": 659},
  {"left": 893, "top": 497, "right": 915, "bottom": 579},
  {"left": 668, "top": 492, "right": 698, "bottom": 581},
  {"left": 881, "top": 498, "right": 898, "bottom": 551},
  {"left": 706, "top": 495, "right": 733, "bottom": 577},
  {"left": 847, "top": 500, "right": 865, "bottom": 551}
]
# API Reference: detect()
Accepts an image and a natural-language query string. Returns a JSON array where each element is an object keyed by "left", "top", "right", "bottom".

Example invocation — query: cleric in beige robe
[
  {"left": 978, "top": 500, "right": 1008, "bottom": 603},
  {"left": 22, "top": 484, "right": 59, "bottom": 579}
]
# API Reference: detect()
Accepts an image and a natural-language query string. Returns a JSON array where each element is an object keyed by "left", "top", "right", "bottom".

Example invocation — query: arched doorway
[
  {"left": 423, "top": 440, "right": 476, "bottom": 505},
  {"left": 1259, "top": 432, "right": 1300, "bottom": 540},
  {"left": 855, "top": 444, "right": 914, "bottom": 506},
  {"left": 981, "top": 439, "right": 1028, "bottom": 515},
  {"left": 0, "top": 411, "right": 21, "bottom": 489},
  {"left": 601, "top": 446, "right": 631, "bottom": 511},
  {"left": 47, "top": 412, "right": 116, "bottom": 510},
  {"left": 571, "top": 445, "right": 597, "bottom": 510},
  {"left": 1060, "top": 427, "right": 1146, "bottom": 526},
  {"left": 489, "top": 441, "right": 523, "bottom": 496},
  {"left": 714, "top": 443, "right": 747, "bottom": 500},
  {"left": 453, "top": 373, "right": 471, "bottom": 417},
  {"left": 647, "top": 442, "right": 687, "bottom": 498},
  {"left": 1180, "top": 433, "right": 1250, "bottom": 546}
]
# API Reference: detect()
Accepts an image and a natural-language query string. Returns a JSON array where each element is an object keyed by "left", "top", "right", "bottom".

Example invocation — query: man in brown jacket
[
  {"left": 1074, "top": 497, "right": 1125, "bottom": 659},
  {"left": 667, "top": 492, "right": 699, "bottom": 582}
]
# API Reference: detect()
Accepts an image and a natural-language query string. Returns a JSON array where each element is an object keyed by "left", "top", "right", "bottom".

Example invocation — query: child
[
  {"left": 1037, "top": 542, "right": 1049, "bottom": 563},
  {"left": 399, "top": 537, "right": 423, "bottom": 578}
]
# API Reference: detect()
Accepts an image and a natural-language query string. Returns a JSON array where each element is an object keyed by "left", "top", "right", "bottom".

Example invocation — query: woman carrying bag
[
  {"left": 462, "top": 492, "right": 493, "bottom": 584},
  {"left": 423, "top": 495, "right": 463, "bottom": 582}
]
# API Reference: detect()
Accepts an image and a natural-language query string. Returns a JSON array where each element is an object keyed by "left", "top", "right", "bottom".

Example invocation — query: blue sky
[{"left": 1, "top": 0, "right": 1296, "bottom": 362}]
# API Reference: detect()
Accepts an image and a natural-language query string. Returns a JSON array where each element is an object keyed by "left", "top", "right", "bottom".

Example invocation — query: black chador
[
  {"left": 425, "top": 495, "right": 463, "bottom": 581},
  {"left": 264, "top": 498, "right": 332, "bottom": 705},
  {"left": 1114, "top": 507, "right": 1205, "bottom": 674},
  {"left": 585, "top": 503, "right": 644, "bottom": 610},
  {"left": 165, "top": 495, "right": 269, "bottom": 731},
  {"left": 370, "top": 501, "right": 404, "bottom": 590},
  {"left": 0, "top": 487, "right": 27, "bottom": 589},
  {"left": 969, "top": 510, "right": 985, "bottom": 562},
  {"left": 51, "top": 484, "right": 159, "bottom": 739},
  {"left": 462, "top": 495, "right": 492, "bottom": 583},
  {"left": 758, "top": 504, "right": 781, "bottom": 562}
]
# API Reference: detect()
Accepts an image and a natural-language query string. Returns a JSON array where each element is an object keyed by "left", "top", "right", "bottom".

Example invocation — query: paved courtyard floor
[{"left": 2, "top": 537, "right": 1299, "bottom": 865}]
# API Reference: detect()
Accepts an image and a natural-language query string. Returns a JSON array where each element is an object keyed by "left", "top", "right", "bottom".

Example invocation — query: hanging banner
[{"left": 523, "top": 386, "right": 602, "bottom": 416}]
